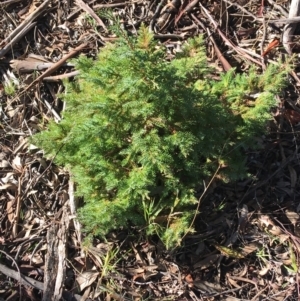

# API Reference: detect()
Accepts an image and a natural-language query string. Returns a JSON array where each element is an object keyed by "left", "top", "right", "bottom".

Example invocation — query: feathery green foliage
[{"left": 32, "top": 24, "right": 290, "bottom": 248}]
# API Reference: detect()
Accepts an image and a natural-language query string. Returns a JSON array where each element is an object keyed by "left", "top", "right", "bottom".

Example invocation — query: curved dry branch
[{"left": 283, "top": 0, "right": 300, "bottom": 55}]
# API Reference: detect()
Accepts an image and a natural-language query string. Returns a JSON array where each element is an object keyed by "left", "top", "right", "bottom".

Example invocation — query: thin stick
[
  {"left": 9, "top": 42, "right": 88, "bottom": 105},
  {"left": 283, "top": 0, "right": 300, "bottom": 54},
  {"left": 221, "top": 0, "right": 258, "bottom": 20},
  {"left": 199, "top": 4, "right": 263, "bottom": 66},
  {"left": 0, "top": 261, "right": 43, "bottom": 290},
  {"left": 0, "top": 250, "right": 27, "bottom": 300},
  {"left": 75, "top": 0, "right": 107, "bottom": 32},
  {"left": 0, "top": 0, "right": 52, "bottom": 47},
  {"left": 43, "top": 70, "right": 80, "bottom": 82},
  {"left": 0, "top": 0, "right": 24, "bottom": 7},
  {"left": 181, "top": 165, "right": 221, "bottom": 242},
  {"left": 0, "top": 22, "right": 37, "bottom": 59}
]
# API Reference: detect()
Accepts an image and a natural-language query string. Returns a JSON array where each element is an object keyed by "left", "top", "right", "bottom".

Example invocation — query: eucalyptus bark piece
[{"left": 43, "top": 207, "right": 69, "bottom": 301}]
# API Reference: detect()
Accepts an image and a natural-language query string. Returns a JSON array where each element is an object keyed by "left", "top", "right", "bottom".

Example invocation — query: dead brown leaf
[{"left": 76, "top": 271, "right": 99, "bottom": 292}]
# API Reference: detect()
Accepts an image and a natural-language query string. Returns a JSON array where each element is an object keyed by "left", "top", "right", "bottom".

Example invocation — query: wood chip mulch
[{"left": 0, "top": 0, "right": 300, "bottom": 300}]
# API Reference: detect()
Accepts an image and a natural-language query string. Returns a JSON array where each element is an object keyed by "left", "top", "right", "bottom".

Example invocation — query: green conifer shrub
[{"left": 32, "top": 25, "right": 290, "bottom": 248}]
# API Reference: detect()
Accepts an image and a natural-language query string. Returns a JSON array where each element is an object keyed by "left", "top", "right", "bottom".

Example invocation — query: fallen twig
[
  {"left": 261, "top": 16, "right": 300, "bottom": 24},
  {"left": 197, "top": 5, "right": 264, "bottom": 66},
  {"left": 0, "top": 0, "right": 52, "bottom": 50},
  {"left": 12, "top": 173, "right": 23, "bottom": 238},
  {"left": 0, "top": 22, "right": 36, "bottom": 59},
  {"left": 260, "top": 16, "right": 267, "bottom": 69},
  {"left": 283, "top": 0, "right": 300, "bottom": 54},
  {"left": 0, "top": 261, "right": 43, "bottom": 291},
  {"left": 0, "top": 253, "right": 78, "bottom": 300},
  {"left": 0, "top": 0, "right": 24, "bottom": 8},
  {"left": 267, "top": 0, "right": 288, "bottom": 17},
  {"left": 43, "top": 70, "right": 80, "bottom": 82},
  {"left": 10, "top": 56, "right": 75, "bottom": 73},
  {"left": 75, "top": 0, "right": 107, "bottom": 32},
  {"left": 9, "top": 42, "right": 88, "bottom": 104},
  {"left": 175, "top": 0, "right": 199, "bottom": 25},
  {"left": 93, "top": 1, "right": 133, "bottom": 9},
  {"left": 221, "top": 0, "right": 258, "bottom": 20},
  {"left": 191, "top": 14, "right": 232, "bottom": 71},
  {"left": 0, "top": 250, "right": 22, "bottom": 301}
]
